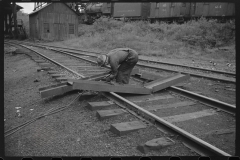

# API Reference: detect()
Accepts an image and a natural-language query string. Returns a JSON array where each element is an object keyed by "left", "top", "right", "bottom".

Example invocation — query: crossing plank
[
  {"left": 110, "top": 121, "right": 147, "bottom": 136},
  {"left": 55, "top": 77, "right": 70, "bottom": 82},
  {"left": 51, "top": 74, "right": 65, "bottom": 78},
  {"left": 144, "top": 74, "right": 190, "bottom": 93},
  {"left": 79, "top": 70, "right": 108, "bottom": 73},
  {"left": 48, "top": 71, "right": 59, "bottom": 74},
  {"left": 132, "top": 95, "right": 175, "bottom": 103},
  {"left": 162, "top": 109, "right": 216, "bottom": 123},
  {"left": 70, "top": 79, "right": 152, "bottom": 94},
  {"left": 37, "top": 67, "right": 54, "bottom": 71},
  {"left": 96, "top": 109, "right": 126, "bottom": 120},
  {"left": 140, "top": 70, "right": 166, "bottom": 81},
  {"left": 144, "top": 101, "right": 195, "bottom": 111},
  {"left": 39, "top": 62, "right": 51, "bottom": 65},
  {"left": 40, "top": 84, "right": 73, "bottom": 98},
  {"left": 35, "top": 59, "right": 46, "bottom": 63},
  {"left": 131, "top": 68, "right": 140, "bottom": 75},
  {"left": 87, "top": 101, "right": 115, "bottom": 111}
]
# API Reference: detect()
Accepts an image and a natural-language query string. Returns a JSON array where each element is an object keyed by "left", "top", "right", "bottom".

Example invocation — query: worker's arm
[{"left": 106, "top": 59, "right": 118, "bottom": 81}]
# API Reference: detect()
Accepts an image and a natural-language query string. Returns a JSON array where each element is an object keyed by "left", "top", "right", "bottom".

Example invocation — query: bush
[{"left": 78, "top": 17, "right": 235, "bottom": 54}]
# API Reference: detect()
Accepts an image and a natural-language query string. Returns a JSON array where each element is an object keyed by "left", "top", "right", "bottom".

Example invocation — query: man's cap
[{"left": 96, "top": 54, "right": 107, "bottom": 66}]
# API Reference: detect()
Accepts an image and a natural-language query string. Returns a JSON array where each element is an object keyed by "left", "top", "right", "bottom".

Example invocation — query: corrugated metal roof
[
  {"left": 29, "top": 3, "right": 51, "bottom": 15},
  {"left": 29, "top": 3, "right": 79, "bottom": 16}
]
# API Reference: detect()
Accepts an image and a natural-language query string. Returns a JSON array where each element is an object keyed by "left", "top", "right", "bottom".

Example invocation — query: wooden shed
[{"left": 29, "top": 3, "right": 79, "bottom": 41}]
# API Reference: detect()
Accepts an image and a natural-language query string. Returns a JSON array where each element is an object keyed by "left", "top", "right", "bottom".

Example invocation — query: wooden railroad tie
[{"left": 39, "top": 71, "right": 190, "bottom": 98}]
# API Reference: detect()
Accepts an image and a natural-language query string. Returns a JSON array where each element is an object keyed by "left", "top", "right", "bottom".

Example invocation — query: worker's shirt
[{"left": 107, "top": 48, "right": 138, "bottom": 78}]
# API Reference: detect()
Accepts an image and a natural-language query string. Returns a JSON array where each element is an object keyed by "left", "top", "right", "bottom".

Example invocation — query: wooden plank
[
  {"left": 140, "top": 70, "right": 166, "bottom": 81},
  {"left": 70, "top": 66, "right": 99, "bottom": 68},
  {"left": 131, "top": 95, "right": 175, "bottom": 103},
  {"left": 162, "top": 109, "right": 216, "bottom": 123},
  {"left": 39, "top": 82, "right": 69, "bottom": 91},
  {"left": 96, "top": 109, "right": 126, "bottom": 120},
  {"left": 110, "top": 121, "right": 147, "bottom": 136},
  {"left": 131, "top": 68, "right": 140, "bottom": 75},
  {"left": 35, "top": 60, "right": 46, "bottom": 63},
  {"left": 62, "top": 64, "right": 91, "bottom": 66},
  {"left": 70, "top": 79, "right": 152, "bottom": 94},
  {"left": 37, "top": 67, "right": 54, "bottom": 71},
  {"left": 144, "top": 74, "right": 190, "bottom": 93},
  {"left": 79, "top": 70, "right": 108, "bottom": 73},
  {"left": 48, "top": 71, "right": 59, "bottom": 74},
  {"left": 81, "top": 72, "right": 110, "bottom": 80},
  {"left": 40, "top": 84, "right": 73, "bottom": 98},
  {"left": 87, "top": 101, "right": 115, "bottom": 111},
  {"left": 51, "top": 74, "right": 65, "bottom": 78},
  {"left": 144, "top": 101, "right": 195, "bottom": 111},
  {"left": 55, "top": 77, "right": 70, "bottom": 82}
]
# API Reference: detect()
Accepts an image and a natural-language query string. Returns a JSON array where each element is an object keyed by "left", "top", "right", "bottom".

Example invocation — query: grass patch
[{"left": 57, "top": 17, "right": 235, "bottom": 61}]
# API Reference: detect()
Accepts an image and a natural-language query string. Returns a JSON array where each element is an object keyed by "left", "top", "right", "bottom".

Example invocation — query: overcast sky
[{"left": 16, "top": 3, "right": 35, "bottom": 14}]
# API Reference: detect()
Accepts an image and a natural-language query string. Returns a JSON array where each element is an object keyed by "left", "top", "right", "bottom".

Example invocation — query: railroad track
[
  {"left": 4, "top": 41, "right": 236, "bottom": 156},
  {"left": 5, "top": 40, "right": 236, "bottom": 83},
  {"left": 5, "top": 40, "right": 236, "bottom": 105}
]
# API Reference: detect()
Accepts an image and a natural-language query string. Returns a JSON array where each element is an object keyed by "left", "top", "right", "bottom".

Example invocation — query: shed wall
[{"left": 29, "top": 3, "right": 78, "bottom": 41}]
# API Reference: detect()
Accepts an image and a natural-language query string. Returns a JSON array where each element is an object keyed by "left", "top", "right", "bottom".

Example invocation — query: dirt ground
[{"left": 4, "top": 44, "right": 200, "bottom": 156}]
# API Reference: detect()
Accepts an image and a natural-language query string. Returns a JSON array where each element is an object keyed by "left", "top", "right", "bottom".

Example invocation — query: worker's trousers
[{"left": 116, "top": 51, "right": 138, "bottom": 84}]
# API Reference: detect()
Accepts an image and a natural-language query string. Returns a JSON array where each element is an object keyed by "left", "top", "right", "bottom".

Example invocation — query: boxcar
[
  {"left": 101, "top": 3, "right": 113, "bottom": 16},
  {"left": 149, "top": 3, "right": 191, "bottom": 20},
  {"left": 191, "top": 2, "right": 235, "bottom": 18},
  {"left": 113, "top": 3, "right": 151, "bottom": 19}
]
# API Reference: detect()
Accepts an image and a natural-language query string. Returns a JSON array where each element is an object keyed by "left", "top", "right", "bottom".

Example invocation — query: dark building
[
  {"left": 29, "top": 3, "right": 79, "bottom": 41},
  {"left": 4, "top": 2, "right": 25, "bottom": 38}
]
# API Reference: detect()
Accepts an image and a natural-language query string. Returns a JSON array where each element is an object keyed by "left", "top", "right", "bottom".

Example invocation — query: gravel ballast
[{"left": 4, "top": 45, "right": 198, "bottom": 156}]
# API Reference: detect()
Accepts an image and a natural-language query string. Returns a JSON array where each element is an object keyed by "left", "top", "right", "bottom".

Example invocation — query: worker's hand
[{"left": 105, "top": 77, "right": 111, "bottom": 82}]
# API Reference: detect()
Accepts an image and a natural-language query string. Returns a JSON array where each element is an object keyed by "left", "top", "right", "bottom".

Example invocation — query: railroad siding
[
  {"left": 150, "top": 3, "right": 187, "bottom": 19},
  {"left": 194, "top": 3, "right": 234, "bottom": 17},
  {"left": 101, "top": 3, "right": 113, "bottom": 15},
  {"left": 29, "top": 3, "right": 78, "bottom": 41},
  {"left": 113, "top": 3, "right": 141, "bottom": 17},
  {"left": 112, "top": 3, "right": 151, "bottom": 19},
  {"left": 226, "top": 3, "right": 235, "bottom": 16},
  {"left": 180, "top": 3, "right": 191, "bottom": 17},
  {"left": 208, "top": 3, "right": 227, "bottom": 17}
]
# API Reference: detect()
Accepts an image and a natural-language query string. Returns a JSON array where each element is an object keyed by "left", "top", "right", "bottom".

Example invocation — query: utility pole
[{"left": 12, "top": 2, "right": 18, "bottom": 38}]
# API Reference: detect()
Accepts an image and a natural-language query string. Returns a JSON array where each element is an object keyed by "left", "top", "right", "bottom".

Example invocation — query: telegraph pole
[{"left": 12, "top": 2, "right": 18, "bottom": 38}]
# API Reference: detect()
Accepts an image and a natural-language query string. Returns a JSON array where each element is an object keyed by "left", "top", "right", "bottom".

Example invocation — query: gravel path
[{"left": 4, "top": 45, "right": 198, "bottom": 156}]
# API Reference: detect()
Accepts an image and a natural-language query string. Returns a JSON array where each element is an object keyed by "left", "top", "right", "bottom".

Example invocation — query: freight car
[
  {"left": 81, "top": 2, "right": 235, "bottom": 24},
  {"left": 80, "top": 3, "right": 113, "bottom": 24}
]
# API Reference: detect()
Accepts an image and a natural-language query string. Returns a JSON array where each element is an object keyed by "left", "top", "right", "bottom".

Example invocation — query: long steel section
[
  {"left": 138, "top": 59, "right": 235, "bottom": 76},
  {"left": 137, "top": 62, "right": 235, "bottom": 83},
  {"left": 8, "top": 42, "right": 233, "bottom": 156},
  {"left": 19, "top": 44, "right": 85, "bottom": 78},
  {"left": 104, "top": 92, "right": 231, "bottom": 156},
  {"left": 6, "top": 40, "right": 235, "bottom": 78},
  {"left": 8, "top": 42, "right": 236, "bottom": 114},
  {"left": 169, "top": 86, "right": 236, "bottom": 115}
]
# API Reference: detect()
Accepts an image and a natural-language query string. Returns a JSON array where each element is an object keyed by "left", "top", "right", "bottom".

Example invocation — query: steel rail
[
  {"left": 137, "top": 62, "right": 235, "bottom": 83},
  {"left": 138, "top": 59, "right": 235, "bottom": 76},
  {"left": 5, "top": 40, "right": 235, "bottom": 77},
  {"left": 169, "top": 86, "right": 235, "bottom": 115},
  {"left": 21, "top": 42, "right": 236, "bottom": 83},
  {"left": 29, "top": 42, "right": 236, "bottom": 76},
  {"left": 103, "top": 92, "right": 231, "bottom": 156},
  {"left": 9, "top": 42, "right": 235, "bottom": 114},
  {"left": 18, "top": 44, "right": 85, "bottom": 78},
  {"left": 8, "top": 42, "right": 232, "bottom": 156}
]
